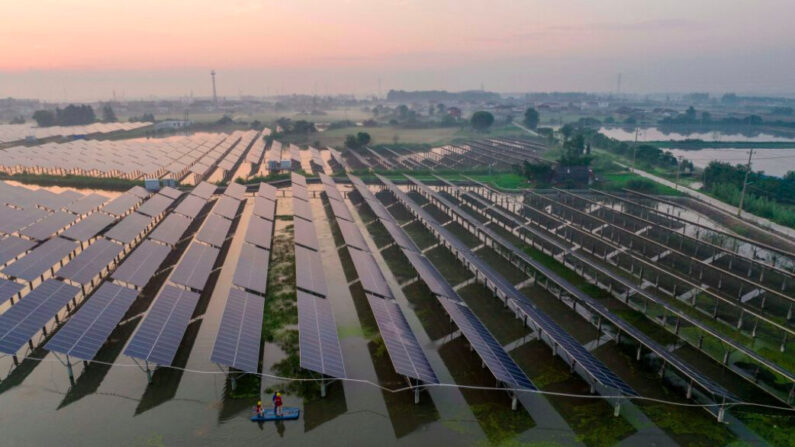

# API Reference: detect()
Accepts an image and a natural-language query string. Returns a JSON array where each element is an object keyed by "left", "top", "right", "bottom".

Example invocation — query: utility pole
[
  {"left": 737, "top": 149, "right": 754, "bottom": 217},
  {"left": 631, "top": 127, "right": 639, "bottom": 171},
  {"left": 675, "top": 155, "right": 683, "bottom": 190},
  {"left": 211, "top": 70, "right": 218, "bottom": 109}
]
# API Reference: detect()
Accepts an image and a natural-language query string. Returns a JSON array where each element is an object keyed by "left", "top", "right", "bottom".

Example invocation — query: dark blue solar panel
[
  {"left": 148, "top": 214, "right": 192, "bottom": 246},
  {"left": 20, "top": 211, "right": 79, "bottom": 241},
  {"left": 210, "top": 288, "right": 264, "bottom": 373},
  {"left": 438, "top": 297, "right": 535, "bottom": 389},
  {"left": 323, "top": 184, "right": 344, "bottom": 202},
  {"left": 170, "top": 243, "right": 219, "bottom": 291},
  {"left": 136, "top": 194, "right": 174, "bottom": 218},
  {"left": 111, "top": 240, "right": 171, "bottom": 288},
  {"left": 191, "top": 182, "right": 217, "bottom": 200},
  {"left": 60, "top": 213, "right": 116, "bottom": 242},
  {"left": 0, "top": 278, "right": 24, "bottom": 304},
  {"left": 297, "top": 291, "right": 345, "bottom": 378},
  {"left": 64, "top": 193, "right": 109, "bottom": 215},
  {"left": 349, "top": 249, "right": 392, "bottom": 298},
  {"left": 294, "top": 217, "right": 319, "bottom": 250},
  {"left": 366, "top": 293, "right": 437, "bottom": 383},
  {"left": 0, "top": 236, "right": 36, "bottom": 266},
  {"left": 195, "top": 214, "right": 232, "bottom": 248},
  {"left": 57, "top": 238, "right": 124, "bottom": 285},
  {"left": 100, "top": 193, "right": 141, "bottom": 217},
  {"left": 123, "top": 285, "right": 200, "bottom": 365},
  {"left": 1, "top": 237, "right": 77, "bottom": 282},
  {"left": 0, "top": 279, "right": 80, "bottom": 355},
  {"left": 336, "top": 219, "right": 367, "bottom": 251},
  {"left": 232, "top": 244, "right": 270, "bottom": 294},
  {"left": 157, "top": 187, "right": 183, "bottom": 200},
  {"left": 45, "top": 282, "right": 139, "bottom": 360},
  {"left": 328, "top": 198, "right": 353, "bottom": 222},
  {"left": 104, "top": 212, "right": 152, "bottom": 244},
  {"left": 295, "top": 245, "right": 327, "bottom": 297},
  {"left": 0, "top": 206, "right": 49, "bottom": 234}
]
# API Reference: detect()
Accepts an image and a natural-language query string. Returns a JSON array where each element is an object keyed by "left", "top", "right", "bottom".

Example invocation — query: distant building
[
  {"left": 553, "top": 166, "right": 593, "bottom": 187},
  {"left": 447, "top": 107, "right": 462, "bottom": 118},
  {"left": 154, "top": 120, "right": 192, "bottom": 131}
]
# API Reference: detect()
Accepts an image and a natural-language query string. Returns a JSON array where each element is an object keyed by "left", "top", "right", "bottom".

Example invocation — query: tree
[
  {"left": 558, "top": 134, "right": 592, "bottom": 166},
  {"left": 436, "top": 103, "right": 446, "bottom": 115},
  {"left": 101, "top": 104, "right": 118, "bottom": 122},
  {"left": 685, "top": 106, "right": 697, "bottom": 122},
  {"left": 523, "top": 107, "right": 539, "bottom": 129},
  {"left": 356, "top": 132, "right": 371, "bottom": 147},
  {"left": 32, "top": 110, "right": 56, "bottom": 127},
  {"left": 396, "top": 104, "right": 409, "bottom": 119},
  {"left": 470, "top": 111, "right": 494, "bottom": 131},
  {"left": 344, "top": 134, "right": 360, "bottom": 149}
]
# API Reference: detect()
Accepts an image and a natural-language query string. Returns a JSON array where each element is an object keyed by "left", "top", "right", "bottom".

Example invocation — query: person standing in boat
[{"left": 273, "top": 392, "right": 283, "bottom": 416}]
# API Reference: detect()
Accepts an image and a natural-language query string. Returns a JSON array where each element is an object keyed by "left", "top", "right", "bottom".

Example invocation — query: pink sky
[{"left": 1, "top": 0, "right": 793, "bottom": 99}]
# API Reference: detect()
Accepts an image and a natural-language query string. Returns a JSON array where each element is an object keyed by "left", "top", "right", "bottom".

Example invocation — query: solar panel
[
  {"left": 195, "top": 214, "right": 232, "bottom": 248},
  {"left": 148, "top": 213, "right": 192, "bottom": 246},
  {"left": 336, "top": 219, "right": 368, "bottom": 251},
  {"left": 128, "top": 186, "right": 150, "bottom": 199},
  {"left": 60, "top": 213, "right": 116, "bottom": 242},
  {"left": 328, "top": 198, "right": 354, "bottom": 222},
  {"left": 253, "top": 196, "right": 276, "bottom": 221},
  {"left": 191, "top": 182, "right": 217, "bottom": 200},
  {"left": 291, "top": 172, "right": 307, "bottom": 187},
  {"left": 294, "top": 217, "right": 319, "bottom": 251},
  {"left": 136, "top": 194, "right": 174, "bottom": 217},
  {"left": 170, "top": 243, "right": 220, "bottom": 291},
  {"left": 214, "top": 196, "right": 240, "bottom": 220},
  {"left": 210, "top": 288, "right": 264, "bottom": 373},
  {"left": 158, "top": 186, "right": 183, "bottom": 200},
  {"left": 64, "top": 193, "right": 108, "bottom": 215},
  {"left": 105, "top": 212, "right": 152, "bottom": 244},
  {"left": 173, "top": 194, "right": 206, "bottom": 219},
  {"left": 323, "top": 184, "right": 344, "bottom": 203},
  {"left": 57, "top": 239, "right": 124, "bottom": 285},
  {"left": 20, "top": 211, "right": 79, "bottom": 241},
  {"left": 293, "top": 197, "right": 313, "bottom": 221},
  {"left": 0, "top": 278, "right": 24, "bottom": 304},
  {"left": 366, "top": 293, "right": 438, "bottom": 383},
  {"left": 381, "top": 220, "right": 415, "bottom": 249},
  {"left": 295, "top": 245, "right": 327, "bottom": 296},
  {"left": 297, "top": 291, "right": 345, "bottom": 378},
  {"left": 232, "top": 244, "right": 270, "bottom": 294},
  {"left": 244, "top": 216, "right": 273, "bottom": 250},
  {"left": 224, "top": 182, "right": 247, "bottom": 201},
  {"left": 349, "top": 249, "right": 392, "bottom": 298},
  {"left": 257, "top": 183, "right": 277, "bottom": 201},
  {"left": 0, "top": 279, "right": 80, "bottom": 355},
  {"left": 111, "top": 240, "right": 171, "bottom": 288},
  {"left": 1, "top": 237, "right": 77, "bottom": 281},
  {"left": 123, "top": 285, "right": 200, "bottom": 365},
  {"left": 438, "top": 297, "right": 535, "bottom": 389},
  {"left": 402, "top": 250, "right": 457, "bottom": 298},
  {"left": 45, "top": 282, "right": 139, "bottom": 360},
  {"left": 0, "top": 236, "right": 36, "bottom": 266},
  {"left": 100, "top": 193, "right": 141, "bottom": 217}
]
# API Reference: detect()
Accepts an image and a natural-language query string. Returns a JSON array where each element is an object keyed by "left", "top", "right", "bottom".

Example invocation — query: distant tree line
[
  {"left": 32, "top": 104, "right": 96, "bottom": 127},
  {"left": 345, "top": 132, "right": 371, "bottom": 149},
  {"left": 386, "top": 89, "right": 500, "bottom": 102}
]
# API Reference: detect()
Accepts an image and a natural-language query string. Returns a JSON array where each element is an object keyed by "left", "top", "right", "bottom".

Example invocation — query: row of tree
[{"left": 31, "top": 104, "right": 118, "bottom": 127}]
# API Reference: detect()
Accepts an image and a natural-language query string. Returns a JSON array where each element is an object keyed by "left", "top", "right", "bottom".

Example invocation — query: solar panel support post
[
  {"left": 321, "top": 378, "right": 326, "bottom": 398},
  {"left": 613, "top": 400, "right": 621, "bottom": 417},
  {"left": 65, "top": 354, "right": 75, "bottom": 386},
  {"left": 145, "top": 361, "right": 152, "bottom": 383}
]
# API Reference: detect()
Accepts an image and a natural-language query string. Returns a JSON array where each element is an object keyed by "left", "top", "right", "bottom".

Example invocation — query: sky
[{"left": 0, "top": 0, "right": 793, "bottom": 101}]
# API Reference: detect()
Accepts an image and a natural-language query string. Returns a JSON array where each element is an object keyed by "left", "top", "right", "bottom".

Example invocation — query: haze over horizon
[{"left": 1, "top": 0, "right": 793, "bottom": 101}]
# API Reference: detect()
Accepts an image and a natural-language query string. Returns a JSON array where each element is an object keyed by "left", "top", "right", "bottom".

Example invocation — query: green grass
[
  {"left": 598, "top": 172, "right": 683, "bottom": 196},
  {"left": 732, "top": 410, "right": 795, "bottom": 447},
  {"left": 0, "top": 172, "right": 144, "bottom": 191}
]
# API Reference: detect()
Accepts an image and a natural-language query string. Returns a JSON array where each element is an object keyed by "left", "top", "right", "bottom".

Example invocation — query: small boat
[{"left": 250, "top": 407, "right": 301, "bottom": 421}]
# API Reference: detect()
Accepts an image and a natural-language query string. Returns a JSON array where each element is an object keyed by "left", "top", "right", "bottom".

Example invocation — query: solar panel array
[
  {"left": 1, "top": 237, "right": 77, "bottom": 281},
  {"left": 60, "top": 213, "right": 115, "bottom": 242},
  {"left": 101, "top": 191, "right": 145, "bottom": 217},
  {"left": 232, "top": 244, "right": 270, "bottom": 294},
  {"left": 195, "top": 214, "right": 232, "bottom": 248},
  {"left": 0, "top": 121, "right": 148, "bottom": 144},
  {"left": 0, "top": 278, "right": 24, "bottom": 304},
  {"left": 65, "top": 193, "right": 109, "bottom": 215},
  {"left": 322, "top": 175, "right": 437, "bottom": 383},
  {"left": 111, "top": 240, "right": 171, "bottom": 288},
  {"left": 368, "top": 175, "right": 533, "bottom": 389},
  {"left": 253, "top": 195, "right": 276, "bottom": 221},
  {"left": 20, "top": 211, "right": 79, "bottom": 241},
  {"left": 170, "top": 243, "right": 220, "bottom": 291},
  {"left": 104, "top": 211, "right": 152, "bottom": 244},
  {"left": 148, "top": 213, "right": 192, "bottom": 246},
  {"left": 136, "top": 193, "right": 175, "bottom": 218},
  {"left": 173, "top": 194, "right": 207, "bottom": 219},
  {"left": 123, "top": 285, "right": 200, "bottom": 365},
  {"left": 45, "top": 282, "right": 139, "bottom": 361},
  {"left": 210, "top": 288, "right": 264, "bottom": 373},
  {"left": 0, "top": 279, "right": 80, "bottom": 354},
  {"left": 297, "top": 291, "right": 346, "bottom": 378},
  {"left": 224, "top": 182, "right": 247, "bottom": 201},
  {"left": 0, "top": 236, "right": 36, "bottom": 266},
  {"left": 213, "top": 196, "right": 240, "bottom": 220},
  {"left": 245, "top": 217, "right": 273, "bottom": 249}
]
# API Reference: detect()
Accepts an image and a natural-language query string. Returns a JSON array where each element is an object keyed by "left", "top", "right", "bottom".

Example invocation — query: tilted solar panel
[
  {"left": 136, "top": 194, "right": 174, "bottom": 217},
  {"left": 173, "top": 194, "right": 207, "bottom": 219},
  {"left": 148, "top": 213, "right": 192, "bottom": 246},
  {"left": 328, "top": 199, "right": 354, "bottom": 222},
  {"left": 100, "top": 193, "right": 141, "bottom": 217},
  {"left": 366, "top": 293, "right": 438, "bottom": 383},
  {"left": 57, "top": 238, "right": 124, "bottom": 285},
  {"left": 104, "top": 212, "right": 152, "bottom": 244},
  {"left": 170, "top": 243, "right": 220, "bottom": 291},
  {"left": 336, "top": 219, "right": 368, "bottom": 251},
  {"left": 292, "top": 184, "right": 309, "bottom": 202},
  {"left": 232, "top": 244, "right": 270, "bottom": 294},
  {"left": 244, "top": 216, "right": 273, "bottom": 250},
  {"left": 292, "top": 197, "right": 313, "bottom": 222},
  {"left": 297, "top": 291, "right": 345, "bottom": 378},
  {"left": 293, "top": 217, "right": 319, "bottom": 251},
  {"left": 123, "top": 285, "right": 200, "bottom": 365},
  {"left": 65, "top": 193, "right": 108, "bottom": 215},
  {"left": 291, "top": 172, "right": 307, "bottom": 187},
  {"left": 294, "top": 245, "right": 327, "bottom": 297},
  {"left": 349, "top": 249, "right": 392, "bottom": 298},
  {"left": 20, "top": 211, "right": 79, "bottom": 241},
  {"left": 60, "top": 213, "right": 115, "bottom": 242},
  {"left": 1, "top": 237, "right": 77, "bottom": 282},
  {"left": 323, "top": 184, "right": 344, "bottom": 202},
  {"left": 257, "top": 183, "right": 277, "bottom": 201},
  {"left": 0, "top": 278, "right": 24, "bottom": 305},
  {"left": 157, "top": 186, "right": 183, "bottom": 200},
  {"left": 0, "top": 279, "right": 80, "bottom": 355},
  {"left": 210, "top": 288, "right": 264, "bottom": 373},
  {"left": 111, "top": 240, "right": 171, "bottom": 288},
  {"left": 253, "top": 196, "right": 276, "bottom": 221},
  {"left": 224, "top": 182, "right": 247, "bottom": 201},
  {"left": 0, "top": 236, "right": 36, "bottom": 266},
  {"left": 213, "top": 196, "right": 241, "bottom": 220},
  {"left": 195, "top": 214, "right": 232, "bottom": 248},
  {"left": 45, "top": 282, "right": 139, "bottom": 361},
  {"left": 191, "top": 182, "right": 217, "bottom": 200}
]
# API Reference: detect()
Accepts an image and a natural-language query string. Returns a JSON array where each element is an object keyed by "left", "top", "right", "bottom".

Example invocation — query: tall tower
[{"left": 211, "top": 70, "right": 218, "bottom": 108}]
